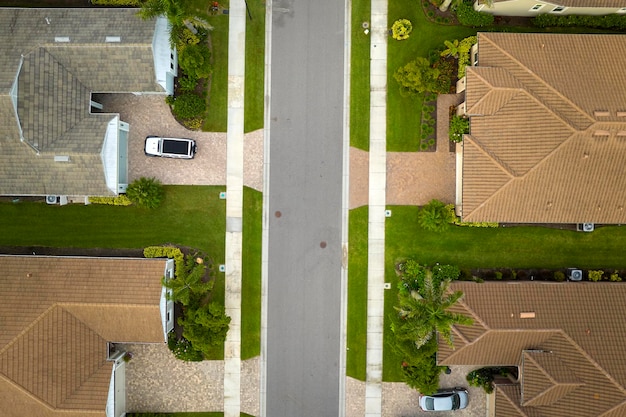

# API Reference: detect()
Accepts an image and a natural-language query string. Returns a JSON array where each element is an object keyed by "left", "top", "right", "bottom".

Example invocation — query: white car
[
  {"left": 144, "top": 136, "right": 197, "bottom": 159},
  {"left": 419, "top": 388, "right": 469, "bottom": 411}
]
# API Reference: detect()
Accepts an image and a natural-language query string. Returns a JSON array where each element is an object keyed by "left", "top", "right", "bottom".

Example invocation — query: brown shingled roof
[
  {"left": 0, "top": 255, "right": 168, "bottom": 417},
  {"left": 443, "top": 282, "right": 626, "bottom": 416},
  {"left": 461, "top": 33, "right": 626, "bottom": 223}
]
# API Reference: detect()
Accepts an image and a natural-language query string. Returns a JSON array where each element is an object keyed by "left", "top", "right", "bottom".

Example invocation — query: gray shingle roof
[{"left": 0, "top": 8, "right": 168, "bottom": 196}]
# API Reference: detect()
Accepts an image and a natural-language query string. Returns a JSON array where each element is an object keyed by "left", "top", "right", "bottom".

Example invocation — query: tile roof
[
  {"left": 462, "top": 33, "right": 626, "bottom": 223},
  {"left": 0, "top": 255, "right": 168, "bottom": 416},
  {"left": 0, "top": 8, "right": 167, "bottom": 196},
  {"left": 492, "top": 0, "right": 626, "bottom": 6},
  {"left": 442, "top": 281, "right": 626, "bottom": 416}
]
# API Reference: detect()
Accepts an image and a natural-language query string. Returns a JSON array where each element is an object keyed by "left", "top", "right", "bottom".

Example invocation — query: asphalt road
[{"left": 265, "top": 0, "right": 346, "bottom": 416}]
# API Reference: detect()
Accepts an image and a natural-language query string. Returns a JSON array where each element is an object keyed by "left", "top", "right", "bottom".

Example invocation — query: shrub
[
  {"left": 170, "top": 93, "right": 207, "bottom": 120},
  {"left": 457, "top": 36, "right": 477, "bottom": 78},
  {"left": 532, "top": 13, "right": 626, "bottom": 30},
  {"left": 178, "top": 43, "right": 213, "bottom": 79},
  {"left": 397, "top": 338, "right": 446, "bottom": 395},
  {"left": 467, "top": 367, "right": 509, "bottom": 394},
  {"left": 418, "top": 199, "right": 456, "bottom": 232},
  {"left": 126, "top": 177, "right": 165, "bottom": 209},
  {"left": 554, "top": 271, "right": 566, "bottom": 282},
  {"left": 610, "top": 272, "right": 622, "bottom": 282},
  {"left": 179, "top": 302, "right": 231, "bottom": 356},
  {"left": 88, "top": 195, "right": 132, "bottom": 206},
  {"left": 588, "top": 270, "right": 604, "bottom": 282},
  {"left": 449, "top": 115, "right": 469, "bottom": 142},
  {"left": 144, "top": 246, "right": 186, "bottom": 276},
  {"left": 183, "top": 117, "right": 204, "bottom": 130},
  {"left": 391, "top": 19, "right": 413, "bottom": 40},
  {"left": 494, "top": 271, "right": 503, "bottom": 280},
  {"left": 167, "top": 332, "right": 204, "bottom": 361},
  {"left": 178, "top": 75, "right": 199, "bottom": 93},
  {"left": 455, "top": 1, "right": 494, "bottom": 27}
]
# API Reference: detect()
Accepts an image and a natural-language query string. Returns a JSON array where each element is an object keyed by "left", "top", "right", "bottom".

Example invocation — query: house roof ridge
[
  {"left": 558, "top": 331, "right": 626, "bottom": 396},
  {"left": 496, "top": 384, "right": 534, "bottom": 417},
  {"left": 465, "top": 135, "right": 516, "bottom": 178},
  {"left": 479, "top": 33, "right": 595, "bottom": 128},
  {"left": 0, "top": 373, "right": 55, "bottom": 412},
  {"left": 0, "top": 304, "right": 55, "bottom": 355}
]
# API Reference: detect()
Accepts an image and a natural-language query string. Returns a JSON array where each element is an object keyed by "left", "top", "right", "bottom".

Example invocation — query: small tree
[
  {"left": 394, "top": 57, "right": 442, "bottom": 96},
  {"left": 179, "top": 302, "right": 231, "bottom": 356},
  {"left": 162, "top": 254, "right": 213, "bottom": 306},
  {"left": 418, "top": 199, "right": 456, "bottom": 232},
  {"left": 126, "top": 177, "right": 165, "bottom": 209},
  {"left": 391, "top": 19, "right": 413, "bottom": 41}
]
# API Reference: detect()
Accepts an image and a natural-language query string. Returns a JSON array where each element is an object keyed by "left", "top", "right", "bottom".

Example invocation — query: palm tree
[
  {"left": 138, "top": 0, "right": 213, "bottom": 44},
  {"left": 162, "top": 255, "right": 213, "bottom": 306},
  {"left": 393, "top": 270, "right": 473, "bottom": 349},
  {"left": 441, "top": 39, "right": 460, "bottom": 58}
]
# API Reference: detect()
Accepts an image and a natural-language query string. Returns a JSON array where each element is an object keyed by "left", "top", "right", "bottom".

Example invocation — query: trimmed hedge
[
  {"left": 455, "top": 2, "right": 494, "bottom": 27},
  {"left": 88, "top": 195, "right": 132, "bottom": 206},
  {"left": 533, "top": 13, "right": 626, "bottom": 29},
  {"left": 143, "top": 245, "right": 185, "bottom": 277}
]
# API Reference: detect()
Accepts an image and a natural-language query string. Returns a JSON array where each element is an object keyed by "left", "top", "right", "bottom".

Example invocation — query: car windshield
[
  {"left": 451, "top": 393, "right": 460, "bottom": 410},
  {"left": 425, "top": 398, "right": 435, "bottom": 410}
]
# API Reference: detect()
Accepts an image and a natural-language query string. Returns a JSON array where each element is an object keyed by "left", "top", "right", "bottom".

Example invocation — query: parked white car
[
  {"left": 144, "top": 136, "right": 197, "bottom": 159},
  {"left": 419, "top": 388, "right": 469, "bottom": 411}
]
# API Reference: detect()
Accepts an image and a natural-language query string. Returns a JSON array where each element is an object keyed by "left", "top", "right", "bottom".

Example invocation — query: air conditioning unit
[
  {"left": 46, "top": 195, "right": 58, "bottom": 205},
  {"left": 577, "top": 223, "right": 594, "bottom": 232},
  {"left": 567, "top": 268, "right": 583, "bottom": 281}
]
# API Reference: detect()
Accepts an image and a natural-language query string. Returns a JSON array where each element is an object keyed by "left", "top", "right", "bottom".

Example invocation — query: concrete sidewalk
[
  {"left": 223, "top": 1, "right": 247, "bottom": 417},
  {"left": 364, "top": 0, "right": 389, "bottom": 416}
]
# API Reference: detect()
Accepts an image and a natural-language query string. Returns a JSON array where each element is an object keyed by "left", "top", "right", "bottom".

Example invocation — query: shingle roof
[
  {"left": 462, "top": 33, "right": 626, "bottom": 223},
  {"left": 443, "top": 282, "right": 626, "bottom": 416},
  {"left": 0, "top": 255, "right": 167, "bottom": 416},
  {"left": 0, "top": 8, "right": 167, "bottom": 196}
]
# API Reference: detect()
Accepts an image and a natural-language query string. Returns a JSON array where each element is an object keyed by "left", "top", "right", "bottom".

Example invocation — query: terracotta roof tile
[
  {"left": 444, "top": 282, "right": 626, "bottom": 416},
  {"left": 0, "top": 255, "right": 167, "bottom": 415},
  {"left": 462, "top": 33, "right": 626, "bottom": 223}
]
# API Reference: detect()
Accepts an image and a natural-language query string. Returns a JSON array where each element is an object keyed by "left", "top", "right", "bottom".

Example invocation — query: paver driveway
[{"left": 93, "top": 93, "right": 263, "bottom": 191}]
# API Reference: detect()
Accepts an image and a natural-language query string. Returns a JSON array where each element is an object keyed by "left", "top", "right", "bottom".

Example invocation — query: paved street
[{"left": 264, "top": 0, "right": 347, "bottom": 416}]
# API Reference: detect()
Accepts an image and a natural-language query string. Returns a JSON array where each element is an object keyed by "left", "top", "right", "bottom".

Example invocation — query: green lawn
[
  {"left": 350, "top": 0, "right": 371, "bottom": 151},
  {"left": 241, "top": 187, "right": 262, "bottom": 359},
  {"left": 244, "top": 0, "right": 266, "bottom": 133},
  {"left": 387, "top": 1, "right": 476, "bottom": 151},
  {"left": 346, "top": 207, "right": 369, "bottom": 380},
  {"left": 203, "top": 12, "right": 230, "bottom": 132},
  {"left": 380, "top": 205, "right": 626, "bottom": 381},
  {"left": 0, "top": 185, "right": 262, "bottom": 361}
]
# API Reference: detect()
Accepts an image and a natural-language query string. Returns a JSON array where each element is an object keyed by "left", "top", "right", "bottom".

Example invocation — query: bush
[
  {"left": 554, "top": 271, "right": 566, "bottom": 282},
  {"left": 532, "top": 13, "right": 626, "bottom": 30},
  {"left": 88, "top": 195, "right": 132, "bottom": 206},
  {"left": 144, "top": 246, "right": 185, "bottom": 278},
  {"left": 588, "top": 270, "right": 604, "bottom": 282},
  {"left": 610, "top": 272, "right": 622, "bottom": 282},
  {"left": 457, "top": 36, "right": 477, "bottom": 79},
  {"left": 126, "top": 177, "right": 165, "bottom": 209},
  {"left": 178, "top": 43, "right": 213, "bottom": 79},
  {"left": 178, "top": 75, "right": 199, "bottom": 93},
  {"left": 392, "top": 19, "right": 413, "bottom": 41},
  {"left": 179, "top": 302, "right": 231, "bottom": 356},
  {"left": 455, "top": 1, "right": 494, "bottom": 27},
  {"left": 170, "top": 93, "right": 207, "bottom": 120},
  {"left": 418, "top": 199, "right": 456, "bottom": 232},
  {"left": 167, "top": 332, "right": 204, "bottom": 361},
  {"left": 398, "top": 338, "right": 445, "bottom": 395},
  {"left": 449, "top": 115, "right": 469, "bottom": 142},
  {"left": 467, "top": 367, "right": 509, "bottom": 394}
]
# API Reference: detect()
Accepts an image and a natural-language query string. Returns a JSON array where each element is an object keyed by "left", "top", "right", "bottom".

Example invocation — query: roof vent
[
  {"left": 54, "top": 155, "right": 70, "bottom": 162},
  {"left": 594, "top": 110, "right": 610, "bottom": 117},
  {"left": 105, "top": 36, "right": 121, "bottom": 43},
  {"left": 617, "top": 111, "right": 626, "bottom": 118},
  {"left": 54, "top": 36, "right": 70, "bottom": 43},
  {"left": 520, "top": 312, "right": 536, "bottom": 319},
  {"left": 44, "top": 17, "right": 51, "bottom": 25},
  {"left": 593, "top": 130, "right": 609, "bottom": 138}
]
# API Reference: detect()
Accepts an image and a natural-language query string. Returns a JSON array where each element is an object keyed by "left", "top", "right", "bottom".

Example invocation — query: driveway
[{"left": 92, "top": 93, "right": 263, "bottom": 191}]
